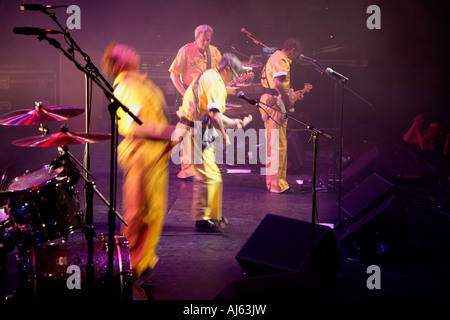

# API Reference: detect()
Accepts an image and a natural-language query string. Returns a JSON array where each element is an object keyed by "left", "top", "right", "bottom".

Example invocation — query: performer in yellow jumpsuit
[
  {"left": 260, "top": 38, "right": 303, "bottom": 193},
  {"left": 102, "top": 43, "right": 176, "bottom": 290},
  {"left": 176, "top": 53, "right": 244, "bottom": 232},
  {"left": 169, "top": 24, "right": 222, "bottom": 179}
]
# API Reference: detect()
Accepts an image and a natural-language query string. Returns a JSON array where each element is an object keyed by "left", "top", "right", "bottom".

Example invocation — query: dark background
[{"left": 1, "top": 0, "right": 449, "bottom": 179}]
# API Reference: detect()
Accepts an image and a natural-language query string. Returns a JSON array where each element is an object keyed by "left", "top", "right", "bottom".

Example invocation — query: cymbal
[
  {"left": 0, "top": 102, "right": 84, "bottom": 126},
  {"left": 242, "top": 62, "right": 263, "bottom": 69},
  {"left": 11, "top": 127, "right": 111, "bottom": 147}
]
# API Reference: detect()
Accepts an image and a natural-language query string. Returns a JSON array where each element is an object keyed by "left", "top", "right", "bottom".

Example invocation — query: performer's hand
[
  {"left": 234, "top": 118, "right": 244, "bottom": 129},
  {"left": 285, "top": 97, "right": 295, "bottom": 110},
  {"left": 294, "top": 89, "right": 305, "bottom": 101},
  {"left": 413, "top": 113, "right": 425, "bottom": 127}
]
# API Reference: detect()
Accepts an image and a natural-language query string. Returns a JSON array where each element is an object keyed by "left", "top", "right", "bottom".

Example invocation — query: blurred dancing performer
[
  {"left": 259, "top": 38, "right": 303, "bottom": 193},
  {"left": 103, "top": 43, "right": 176, "bottom": 292},
  {"left": 169, "top": 24, "right": 222, "bottom": 179},
  {"left": 176, "top": 53, "right": 243, "bottom": 232}
]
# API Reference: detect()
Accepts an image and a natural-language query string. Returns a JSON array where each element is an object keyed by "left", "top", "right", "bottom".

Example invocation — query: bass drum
[{"left": 17, "top": 233, "right": 133, "bottom": 301}]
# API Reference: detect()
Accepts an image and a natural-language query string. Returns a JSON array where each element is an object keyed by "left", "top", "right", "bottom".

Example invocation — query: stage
[
  {"left": 2, "top": 132, "right": 450, "bottom": 306},
  {"left": 1, "top": 2, "right": 450, "bottom": 314}
]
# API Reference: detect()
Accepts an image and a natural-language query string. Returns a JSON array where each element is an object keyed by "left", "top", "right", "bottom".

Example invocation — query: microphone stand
[
  {"left": 241, "top": 29, "right": 275, "bottom": 54},
  {"left": 240, "top": 96, "right": 333, "bottom": 276},
  {"left": 32, "top": 33, "right": 138, "bottom": 296},
  {"left": 302, "top": 59, "right": 373, "bottom": 230}
]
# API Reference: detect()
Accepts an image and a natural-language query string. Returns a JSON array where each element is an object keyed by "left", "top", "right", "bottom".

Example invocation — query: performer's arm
[
  {"left": 403, "top": 114, "right": 427, "bottom": 149},
  {"left": 132, "top": 122, "right": 177, "bottom": 141},
  {"left": 274, "top": 76, "right": 294, "bottom": 109},
  {"left": 221, "top": 114, "right": 243, "bottom": 128},
  {"left": 170, "top": 72, "right": 187, "bottom": 97}
]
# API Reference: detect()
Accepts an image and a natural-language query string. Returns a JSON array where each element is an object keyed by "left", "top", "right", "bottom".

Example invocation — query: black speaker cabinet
[
  {"left": 342, "top": 147, "right": 391, "bottom": 192},
  {"left": 341, "top": 173, "right": 394, "bottom": 221},
  {"left": 235, "top": 214, "right": 340, "bottom": 284},
  {"left": 340, "top": 195, "right": 410, "bottom": 262}
]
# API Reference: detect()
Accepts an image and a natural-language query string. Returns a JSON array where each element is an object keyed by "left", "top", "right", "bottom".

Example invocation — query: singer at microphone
[{"left": 237, "top": 91, "right": 258, "bottom": 106}]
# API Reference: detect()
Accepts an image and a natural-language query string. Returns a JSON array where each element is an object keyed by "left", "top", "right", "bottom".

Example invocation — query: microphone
[
  {"left": 326, "top": 67, "right": 349, "bottom": 83},
  {"left": 240, "top": 28, "right": 251, "bottom": 35},
  {"left": 20, "top": 4, "right": 68, "bottom": 11},
  {"left": 237, "top": 91, "right": 258, "bottom": 106},
  {"left": 299, "top": 54, "right": 317, "bottom": 62},
  {"left": 13, "top": 27, "right": 62, "bottom": 35}
]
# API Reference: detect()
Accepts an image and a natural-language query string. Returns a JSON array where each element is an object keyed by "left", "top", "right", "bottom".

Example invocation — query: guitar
[
  {"left": 202, "top": 114, "right": 253, "bottom": 149},
  {"left": 226, "top": 73, "right": 254, "bottom": 87},
  {"left": 277, "top": 83, "right": 313, "bottom": 114}
]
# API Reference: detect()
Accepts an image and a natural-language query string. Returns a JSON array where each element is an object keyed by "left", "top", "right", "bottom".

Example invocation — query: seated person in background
[{"left": 403, "top": 113, "right": 448, "bottom": 155}]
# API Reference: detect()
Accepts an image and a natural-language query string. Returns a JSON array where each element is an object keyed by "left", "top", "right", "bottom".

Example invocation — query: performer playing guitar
[{"left": 259, "top": 37, "right": 307, "bottom": 194}]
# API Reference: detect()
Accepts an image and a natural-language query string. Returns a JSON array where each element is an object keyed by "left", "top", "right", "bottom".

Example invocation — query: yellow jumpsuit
[
  {"left": 176, "top": 68, "right": 226, "bottom": 221},
  {"left": 260, "top": 50, "right": 293, "bottom": 193},
  {"left": 169, "top": 43, "right": 222, "bottom": 179},
  {"left": 114, "top": 71, "right": 169, "bottom": 278}
]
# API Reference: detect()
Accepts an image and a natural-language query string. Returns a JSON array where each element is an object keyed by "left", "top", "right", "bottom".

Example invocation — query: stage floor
[{"left": 2, "top": 134, "right": 450, "bottom": 306}]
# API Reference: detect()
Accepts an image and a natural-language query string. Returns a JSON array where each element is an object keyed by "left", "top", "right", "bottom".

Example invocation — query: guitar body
[
  {"left": 260, "top": 83, "right": 313, "bottom": 123},
  {"left": 277, "top": 83, "right": 313, "bottom": 115},
  {"left": 276, "top": 88, "right": 295, "bottom": 114}
]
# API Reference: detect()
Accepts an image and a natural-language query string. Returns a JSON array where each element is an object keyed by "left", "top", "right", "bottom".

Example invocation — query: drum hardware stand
[
  {"left": 38, "top": 123, "right": 49, "bottom": 135},
  {"left": 53, "top": 145, "right": 127, "bottom": 296},
  {"left": 237, "top": 94, "right": 333, "bottom": 277}
]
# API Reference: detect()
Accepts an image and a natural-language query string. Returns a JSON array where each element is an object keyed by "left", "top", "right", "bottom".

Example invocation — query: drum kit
[{"left": 0, "top": 102, "right": 132, "bottom": 301}]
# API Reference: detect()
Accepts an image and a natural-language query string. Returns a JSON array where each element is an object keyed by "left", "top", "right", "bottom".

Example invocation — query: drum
[
  {"left": 0, "top": 206, "right": 14, "bottom": 255},
  {"left": 17, "top": 233, "right": 133, "bottom": 300},
  {"left": 6, "top": 165, "right": 84, "bottom": 246},
  {"left": 0, "top": 206, "right": 8, "bottom": 228}
]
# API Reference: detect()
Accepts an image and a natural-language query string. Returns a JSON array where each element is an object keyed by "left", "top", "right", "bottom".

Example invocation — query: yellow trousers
[
  {"left": 260, "top": 94, "right": 290, "bottom": 193},
  {"left": 177, "top": 145, "right": 197, "bottom": 178},
  {"left": 120, "top": 149, "right": 168, "bottom": 278},
  {"left": 176, "top": 122, "right": 223, "bottom": 221}
]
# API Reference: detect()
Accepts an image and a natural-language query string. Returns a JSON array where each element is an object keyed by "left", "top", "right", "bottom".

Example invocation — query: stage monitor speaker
[
  {"left": 340, "top": 195, "right": 410, "bottom": 263},
  {"left": 342, "top": 147, "right": 391, "bottom": 192},
  {"left": 341, "top": 173, "right": 394, "bottom": 221},
  {"left": 235, "top": 214, "right": 340, "bottom": 284}
]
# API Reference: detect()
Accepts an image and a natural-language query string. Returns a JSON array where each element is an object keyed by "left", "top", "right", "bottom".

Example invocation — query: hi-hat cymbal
[
  {"left": 11, "top": 127, "right": 111, "bottom": 147},
  {"left": 0, "top": 102, "right": 84, "bottom": 126}
]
